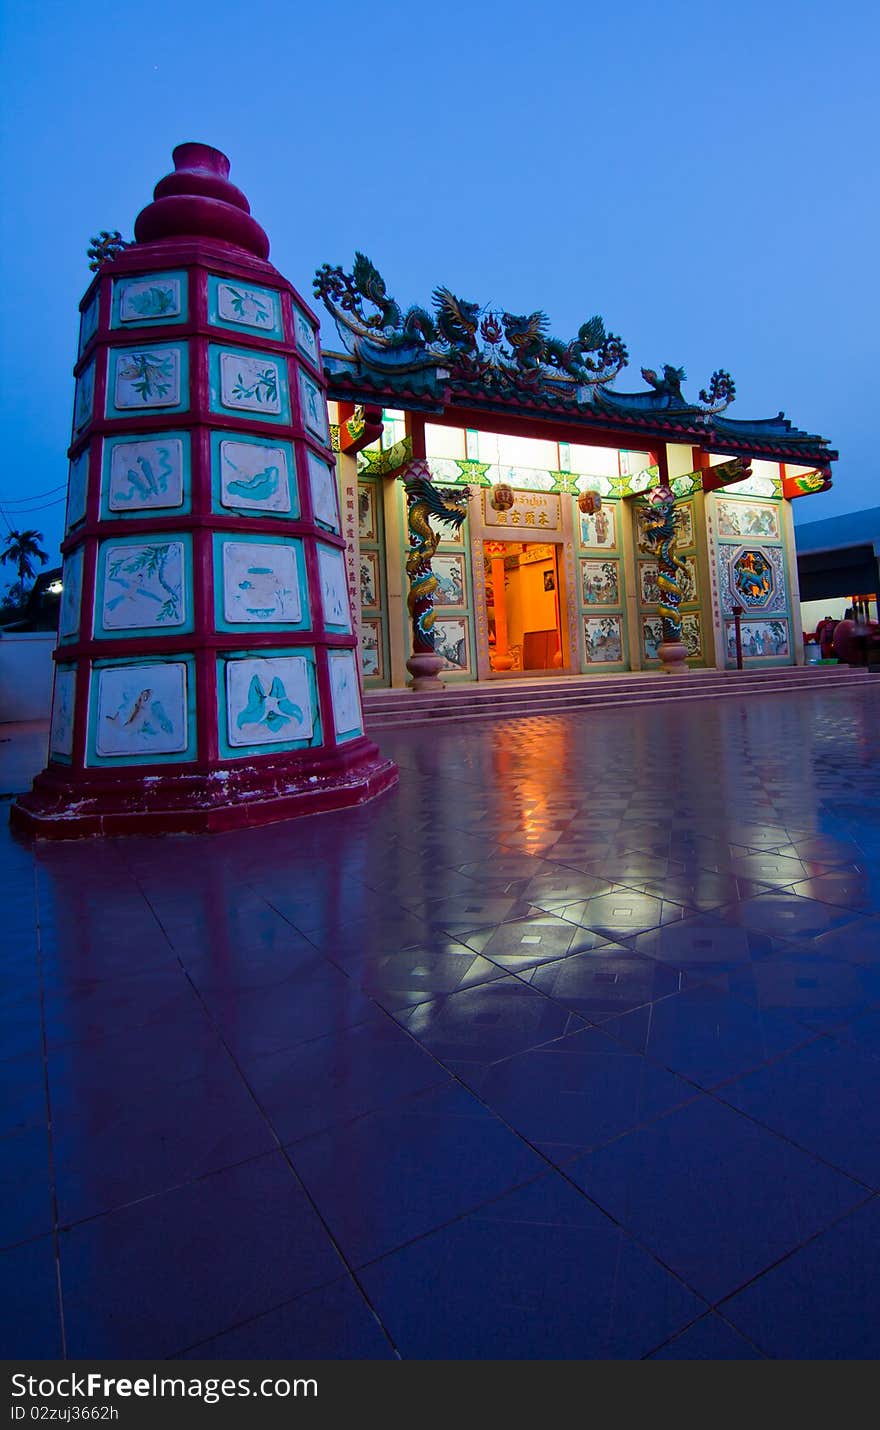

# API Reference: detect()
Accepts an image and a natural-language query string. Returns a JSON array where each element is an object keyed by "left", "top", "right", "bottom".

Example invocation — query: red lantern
[
  {"left": 578, "top": 490, "right": 602, "bottom": 515},
  {"left": 490, "top": 482, "right": 515, "bottom": 511}
]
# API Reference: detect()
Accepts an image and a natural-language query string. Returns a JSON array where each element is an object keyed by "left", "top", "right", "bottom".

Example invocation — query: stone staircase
[{"left": 363, "top": 664, "right": 874, "bottom": 730}]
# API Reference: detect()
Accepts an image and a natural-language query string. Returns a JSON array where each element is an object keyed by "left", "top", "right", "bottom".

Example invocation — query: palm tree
[{"left": 0, "top": 528, "right": 49, "bottom": 586}]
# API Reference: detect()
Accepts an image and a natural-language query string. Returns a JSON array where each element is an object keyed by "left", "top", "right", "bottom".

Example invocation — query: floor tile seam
[
  {"left": 169, "top": 1271, "right": 401, "bottom": 1361},
  {"left": 366, "top": 1055, "right": 718, "bottom": 1316},
  {"left": 475, "top": 948, "right": 719, "bottom": 1034},
  {"left": 709, "top": 1189, "right": 880, "bottom": 1331},
  {"left": 267, "top": 1071, "right": 456, "bottom": 1152},
  {"left": 639, "top": 1307, "right": 769, "bottom": 1360},
  {"left": 33, "top": 857, "right": 67, "bottom": 1359},
  {"left": 701, "top": 1061, "right": 880, "bottom": 1195}
]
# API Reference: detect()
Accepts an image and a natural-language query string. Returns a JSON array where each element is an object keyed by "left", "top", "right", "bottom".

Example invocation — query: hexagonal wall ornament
[{"left": 730, "top": 546, "right": 776, "bottom": 610}]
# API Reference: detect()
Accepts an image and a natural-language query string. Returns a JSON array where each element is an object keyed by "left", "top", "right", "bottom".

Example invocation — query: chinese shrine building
[{"left": 316, "top": 256, "right": 836, "bottom": 688}]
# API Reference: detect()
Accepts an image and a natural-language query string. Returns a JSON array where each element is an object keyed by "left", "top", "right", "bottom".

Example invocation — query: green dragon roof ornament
[{"left": 313, "top": 252, "right": 629, "bottom": 395}]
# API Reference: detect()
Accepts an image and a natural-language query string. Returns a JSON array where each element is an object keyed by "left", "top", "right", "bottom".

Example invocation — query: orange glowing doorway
[{"left": 483, "top": 540, "right": 564, "bottom": 674}]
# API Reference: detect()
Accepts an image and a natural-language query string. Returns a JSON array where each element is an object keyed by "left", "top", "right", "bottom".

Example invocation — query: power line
[{"left": 0, "top": 484, "right": 67, "bottom": 504}]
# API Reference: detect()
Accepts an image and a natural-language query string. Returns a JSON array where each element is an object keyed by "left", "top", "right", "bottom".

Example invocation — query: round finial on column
[{"left": 134, "top": 142, "right": 270, "bottom": 258}]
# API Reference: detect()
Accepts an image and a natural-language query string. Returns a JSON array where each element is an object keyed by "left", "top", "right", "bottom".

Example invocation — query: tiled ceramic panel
[
  {"left": 73, "top": 361, "right": 95, "bottom": 435},
  {"left": 583, "top": 615, "right": 623, "bottom": 664},
  {"left": 58, "top": 548, "right": 84, "bottom": 642},
  {"left": 724, "top": 618, "right": 790, "bottom": 660},
  {"left": 360, "top": 618, "right": 384, "bottom": 680},
  {"left": 113, "top": 272, "right": 186, "bottom": 326},
  {"left": 317, "top": 544, "right": 352, "bottom": 631},
  {"left": 66, "top": 447, "right": 90, "bottom": 530},
  {"left": 207, "top": 277, "right": 283, "bottom": 341},
  {"left": 99, "top": 538, "right": 188, "bottom": 633},
  {"left": 298, "top": 368, "right": 329, "bottom": 443},
  {"left": 213, "top": 434, "right": 296, "bottom": 516},
  {"left": 107, "top": 344, "right": 188, "bottom": 416},
  {"left": 293, "top": 306, "right": 320, "bottom": 367},
  {"left": 220, "top": 540, "right": 303, "bottom": 625},
  {"left": 103, "top": 433, "right": 188, "bottom": 515},
  {"left": 49, "top": 666, "right": 76, "bottom": 761},
  {"left": 307, "top": 450, "right": 339, "bottom": 531},
  {"left": 92, "top": 661, "right": 190, "bottom": 759},
  {"left": 78, "top": 293, "right": 99, "bottom": 355},
  {"left": 328, "top": 649, "right": 363, "bottom": 740},
  {"left": 210, "top": 345, "right": 290, "bottom": 423},
  {"left": 223, "top": 654, "right": 316, "bottom": 749},
  {"left": 433, "top": 553, "right": 465, "bottom": 607},
  {"left": 643, "top": 614, "right": 703, "bottom": 662}
]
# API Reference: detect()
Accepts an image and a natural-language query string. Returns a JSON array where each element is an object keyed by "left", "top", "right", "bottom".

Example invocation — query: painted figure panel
[
  {"left": 726, "top": 618, "right": 790, "bottom": 660},
  {"left": 359, "top": 550, "right": 380, "bottom": 608},
  {"left": 716, "top": 499, "right": 780, "bottom": 540},
  {"left": 434, "top": 553, "right": 466, "bottom": 606},
  {"left": 360, "top": 619, "right": 383, "bottom": 679},
  {"left": 434, "top": 617, "right": 470, "bottom": 673},
  {"left": 358, "top": 484, "right": 377, "bottom": 540},
  {"left": 635, "top": 501, "right": 693, "bottom": 554},
  {"left": 578, "top": 505, "right": 616, "bottom": 550},
  {"left": 581, "top": 559, "right": 620, "bottom": 606},
  {"left": 583, "top": 615, "right": 623, "bottom": 664},
  {"left": 225, "top": 655, "right": 314, "bottom": 747},
  {"left": 102, "top": 541, "right": 186, "bottom": 630},
  {"left": 95, "top": 662, "right": 189, "bottom": 758},
  {"left": 222, "top": 541, "right": 301, "bottom": 624}
]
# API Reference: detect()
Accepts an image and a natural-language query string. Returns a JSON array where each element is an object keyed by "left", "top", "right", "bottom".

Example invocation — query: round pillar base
[
  {"left": 10, "top": 741, "right": 398, "bottom": 840},
  {"left": 658, "top": 640, "right": 689, "bottom": 674},
  {"left": 406, "top": 651, "right": 446, "bottom": 692}
]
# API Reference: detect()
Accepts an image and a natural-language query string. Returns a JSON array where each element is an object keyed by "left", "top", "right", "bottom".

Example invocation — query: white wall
[{"left": 0, "top": 633, "right": 56, "bottom": 721}]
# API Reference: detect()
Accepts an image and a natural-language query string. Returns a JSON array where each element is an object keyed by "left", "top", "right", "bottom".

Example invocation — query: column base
[
  {"left": 658, "top": 640, "right": 689, "bottom": 674},
  {"left": 406, "top": 651, "right": 446, "bottom": 692},
  {"left": 9, "top": 740, "right": 398, "bottom": 840}
]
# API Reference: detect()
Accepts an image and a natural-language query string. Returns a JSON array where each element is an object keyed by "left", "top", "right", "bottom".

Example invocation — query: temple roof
[{"left": 322, "top": 350, "right": 836, "bottom": 467}]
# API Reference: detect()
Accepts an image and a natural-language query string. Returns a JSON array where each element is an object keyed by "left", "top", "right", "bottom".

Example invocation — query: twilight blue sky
[{"left": 1, "top": 0, "right": 877, "bottom": 566}]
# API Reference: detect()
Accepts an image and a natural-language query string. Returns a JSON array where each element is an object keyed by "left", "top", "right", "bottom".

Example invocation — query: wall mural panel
[
  {"left": 580, "top": 558, "right": 620, "bottom": 606},
  {"left": 434, "top": 552, "right": 466, "bottom": 606},
  {"left": 360, "top": 618, "right": 384, "bottom": 680},
  {"left": 720, "top": 544, "right": 786, "bottom": 615},
  {"left": 359, "top": 549, "right": 380, "bottom": 608},
  {"left": 114, "top": 272, "right": 186, "bottom": 326},
  {"left": 578, "top": 505, "right": 616, "bottom": 549},
  {"left": 639, "top": 555, "right": 698, "bottom": 607},
  {"left": 434, "top": 615, "right": 471, "bottom": 674},
  {"left": 109, "top": 344, "right": 187, "bottom": 414}
]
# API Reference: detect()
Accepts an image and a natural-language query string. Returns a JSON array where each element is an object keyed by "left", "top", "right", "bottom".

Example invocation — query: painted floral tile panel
[{"left": 101, "top": 542, "right": 186, "bottom": 631}]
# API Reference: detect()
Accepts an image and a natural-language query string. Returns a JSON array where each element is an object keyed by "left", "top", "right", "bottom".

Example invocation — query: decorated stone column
[
  {"left": 402, "top": 460, "right": 470, "bottom": 691},
  {"left": 642, "top": 484, "right": 689, "bottom": 674},
  {"left": 12, "top": 143, "right": 397, "bottom": 837}
]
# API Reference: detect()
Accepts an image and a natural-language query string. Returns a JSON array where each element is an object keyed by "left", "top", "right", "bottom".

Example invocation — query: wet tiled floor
[{"left": 3, "top": 684, "right": 880, "bottom": 1359}]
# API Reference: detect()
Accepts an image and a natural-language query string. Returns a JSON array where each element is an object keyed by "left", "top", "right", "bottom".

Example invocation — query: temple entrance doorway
[{"left": 483, "top": 540, "right": 564, "bottom": 674}]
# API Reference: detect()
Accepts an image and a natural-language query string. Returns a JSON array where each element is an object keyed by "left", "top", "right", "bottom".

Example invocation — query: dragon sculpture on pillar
[
  {"left": 642, "top": 485, "right": 690, "bottom": 672},
  {"left": 403, "top": 461, "right": 471, "bottom": 655}
]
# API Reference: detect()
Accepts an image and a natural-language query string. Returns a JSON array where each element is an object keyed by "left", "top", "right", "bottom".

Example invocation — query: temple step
[{"left": 363, "top": 666, "right": 872, "bottom": 729}]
